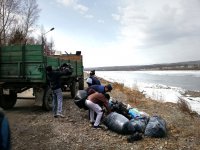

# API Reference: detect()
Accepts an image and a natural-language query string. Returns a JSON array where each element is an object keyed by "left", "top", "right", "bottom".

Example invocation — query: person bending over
[{"left": 85, "top": 92, "right": 111, "bottom": 128}]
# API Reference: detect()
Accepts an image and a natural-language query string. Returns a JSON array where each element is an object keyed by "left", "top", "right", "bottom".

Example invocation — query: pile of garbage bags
[
  {"left": 74, "top": 90, "right": 167, "bottom": 139},
  {"left": 104, "top": 99, "right": 167, "bottom": 138}
]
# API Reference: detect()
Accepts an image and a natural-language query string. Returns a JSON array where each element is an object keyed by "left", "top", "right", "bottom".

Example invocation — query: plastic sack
[
  {"left": 144, "top": 116, "right": 167, "bottom": 138},
  {"left": 124, "top": 117, "right": 148, "bottom": 134},
  {"left": 74, "top": 90, "right": 88, "bottom": 110},
  {"left": 140, "top": 111, "right": 150, "bottom": 118},
  {"left": 109, "top": 100, "right": 131, "bottom": 119},
  {"left": 103, "top": 112, "right": 129, "bottom": 134},
  {"left": 128, "top": 108, "right": 141, "bottom": 119}
]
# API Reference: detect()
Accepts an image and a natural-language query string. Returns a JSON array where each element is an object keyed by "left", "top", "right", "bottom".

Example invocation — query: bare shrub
[
  {"left": 112, "top": 82, "right": 125, "bottom": 91},
  {"left": 92, "top": 73, "right": 145, "bottom": 105},
  {"left": 177, "top": 97, "right": 192, "bottom": 114}
]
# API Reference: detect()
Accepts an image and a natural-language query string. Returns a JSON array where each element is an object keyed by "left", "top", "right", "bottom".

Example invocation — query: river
[
  {"left": 95, "top": 70, "right": 200, "bottom": 91},
  {"left": 93, "top": 70, "right": 200, "bottom": 114}
]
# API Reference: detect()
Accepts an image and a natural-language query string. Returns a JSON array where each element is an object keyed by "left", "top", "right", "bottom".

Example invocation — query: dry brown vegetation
[
  {"left": 98, "top": 74, "right": 200, "bottom": 149},
  {"left": 177, "top": 97, "right": 192, "bottom": 114},
  {"left": 4, "top": 73, "right": 200, "bottom": 150}
]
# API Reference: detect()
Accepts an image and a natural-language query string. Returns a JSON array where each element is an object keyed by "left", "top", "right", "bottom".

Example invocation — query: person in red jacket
[{"left": 85, "top": 92, "right": 111, "bottom": 128}]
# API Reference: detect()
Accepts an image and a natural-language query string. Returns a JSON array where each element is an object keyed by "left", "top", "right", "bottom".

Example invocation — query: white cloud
[
  {"left": 56, "top": 0, "right": 88, "bottom": 14},
  {"left": 40, "top": 0, "right": 200, "bottom": 67},
  {"left": 84, "top": 0, "right": 200, "bottom": 67},
  {"left": 118, "top": 0, "right": 200, "bottom": 49},
  {"left": 74, "top": 4, "right": 88, "bottom": 14},
  {"left": 85, "top": 14, "right": 94, "bottom": 19},
  {"left": 97, "top": 19, "right": 104, "bottom": 24},
  {"left": 56, "top": 0, "right": 76, "bottom": 6},
  {"left": 111, "top": 13, "right": 120, "bottom": 21}
]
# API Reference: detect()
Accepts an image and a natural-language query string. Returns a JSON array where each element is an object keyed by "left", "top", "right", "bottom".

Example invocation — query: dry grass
[
  {"left": 177, "top": 97, "right": 192, "bottom": 114},
  {"left": 194, "top": 119, "right": 200, "bottom": 145},
  {"left": 93, "top": 74, "right": 146, "bottom": 106},
  {"left": 85, "top": 72, "right": 200, "bottom": 149}
]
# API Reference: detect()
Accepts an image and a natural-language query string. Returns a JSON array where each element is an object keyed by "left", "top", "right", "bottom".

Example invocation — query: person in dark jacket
[
  {"left": 86, "top": 70, "right": 101, "bottom": 87},
  {"left": 86, "top": 84, "right": 113, "bottom": 96},
  {"left": 85, "top": 92, "right": 111, "bottom": 128},
  {"left": 46, "top": 65, "right": 72, "bottom": 118}
]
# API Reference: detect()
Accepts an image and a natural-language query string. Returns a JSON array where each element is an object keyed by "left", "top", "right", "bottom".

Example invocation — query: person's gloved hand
[{"left": 64, "top": 67, "right": 73, "bottom": 75}]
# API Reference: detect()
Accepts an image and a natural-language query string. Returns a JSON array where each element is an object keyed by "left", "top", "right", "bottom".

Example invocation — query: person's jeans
[{"left": 52, "top": 88, "right": 63, "bottom": 115}]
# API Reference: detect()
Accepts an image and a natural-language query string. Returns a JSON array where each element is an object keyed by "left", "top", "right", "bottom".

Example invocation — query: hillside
[
  {"left": 4, "top": 74, "right": 200, "bottom": 150},
  {"left": 85, "top": 60, "right": 200, "bottom": 71}
]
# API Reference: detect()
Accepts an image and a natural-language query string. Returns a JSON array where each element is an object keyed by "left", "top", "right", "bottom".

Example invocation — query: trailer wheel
[
  {"left": 42, "top": 87, "right": 52, "bottom": 111},
  {"left": 78, "top": 77, "right": 84, "bottom": 90},
  {"left": 70, "top": 81, "right": 78, "bottom": 98},
  {"left": 0, "top": 92, "right": 17, "bottom": 109}
]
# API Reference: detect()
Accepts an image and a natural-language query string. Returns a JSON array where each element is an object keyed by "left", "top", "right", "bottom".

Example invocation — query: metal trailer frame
[{"left": 0, "top": 44, "right": 84, "bottom": 110}]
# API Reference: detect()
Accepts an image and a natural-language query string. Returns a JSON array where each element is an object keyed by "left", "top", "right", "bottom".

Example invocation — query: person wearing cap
[
  {"left": 46, "top": 65, "right": 72, "bottom": 118},
  {"left": 86, "top": 70, "right": 101, "bottom": 87},
  {"left": 87, "top": 84, "right": 113, "bottom": 96},
  {"left": 85, "top": 92, "right": 111, "bottom": 128}
]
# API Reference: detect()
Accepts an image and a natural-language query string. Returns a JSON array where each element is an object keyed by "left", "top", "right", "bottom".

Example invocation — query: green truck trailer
[{"left": 0, "top": 44, "right": 84, "bottom": 110}]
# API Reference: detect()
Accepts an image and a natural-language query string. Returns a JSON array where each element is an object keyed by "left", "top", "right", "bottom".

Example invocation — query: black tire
[
  {"left": 0, "top": 92, "right": 17, "bottom": 109},
  {"left": 42, "top": 87, "right": 53, "bottom": 111},
  {"left": 78, "top": 77, "right": 84, "bottom": 90},
  {"left": 70, "top": 81, "right": 78, "bottom": 98}
]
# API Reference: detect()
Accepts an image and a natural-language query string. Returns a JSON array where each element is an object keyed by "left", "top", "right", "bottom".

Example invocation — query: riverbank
[
  {"left": 4, "top": 74, "right": 200, "bottom": 150},
  {"left": 95, "top": 70, "right": 200, "bottom": 114},
  {"left": 90, "top": 75, "right": 200, "bottom": 149}
]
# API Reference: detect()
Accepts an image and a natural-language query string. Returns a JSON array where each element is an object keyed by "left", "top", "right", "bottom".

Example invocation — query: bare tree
[
  {"left": 8, "top": 28, "right": 25, "bottom": 44},
  {"left": 20, "top": 0, "right": 40, "bottom": 38},
  {"left": 0, "top": 0, "right": 21, "bottom": 45},
  {"left": 43, "top": 34, "right": 56, "bottom": 55},
  {"left": 49, "top": 37, "right": 55, "bottom": 51},
  {"left": 0, "top": 0, "right": 40, "bottom": 45},
  {"left": 47, "top": 37, "right": 55, "bottom": 55}
]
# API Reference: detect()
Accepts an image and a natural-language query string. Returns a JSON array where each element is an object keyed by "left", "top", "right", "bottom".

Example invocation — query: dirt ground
[{"left": 3, "top": 79, "right": 200, "bottom": 150}]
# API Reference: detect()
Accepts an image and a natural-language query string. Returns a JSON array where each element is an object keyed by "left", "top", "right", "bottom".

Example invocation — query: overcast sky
[{"left": 37, "top": 0, "right": 200, "bottom": 68}]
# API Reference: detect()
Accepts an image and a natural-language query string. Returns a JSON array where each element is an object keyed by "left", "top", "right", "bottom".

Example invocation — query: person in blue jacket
[
  {"left": 0, "top": 110, "right": 11, "bottom": 150},
  {"left": 87, "top": 84, "right": 113, "bottom": 96},
  {"left": 86, "top": 70, "right": 101, "bottom": 87}
]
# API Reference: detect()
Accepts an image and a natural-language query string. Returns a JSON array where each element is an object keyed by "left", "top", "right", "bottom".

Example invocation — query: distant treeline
[{"left": 85, "top": 60, "right": 200, "bottom": 71}]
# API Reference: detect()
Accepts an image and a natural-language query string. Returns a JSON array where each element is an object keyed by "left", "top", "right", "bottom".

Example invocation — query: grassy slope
[{"left": 95, "top": 74, "right": 200, "bottom": 149}]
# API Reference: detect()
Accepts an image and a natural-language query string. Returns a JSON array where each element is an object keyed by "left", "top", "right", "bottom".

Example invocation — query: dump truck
[{"left": 0, "top": 44, "right": 84, "bottom": 110}]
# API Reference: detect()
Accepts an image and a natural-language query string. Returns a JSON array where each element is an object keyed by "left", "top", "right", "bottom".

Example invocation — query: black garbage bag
[
  {"left": 127, "top": 132, "right": 143, "bottom": 143},
  {"left": 144, "top": 116, "right": 167, "bottom": 138},
  {"left": 110, "top": 100, "right": 131, "bottom": 119},
  {"left": 124, "top": 117, "right": 148, "bottom": 134},
  {"left": 103, "top": 112, "right": 129, "bottom": 134},
  {"left": 74, "top": 90, "right": 88, "bottom": 110}
]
